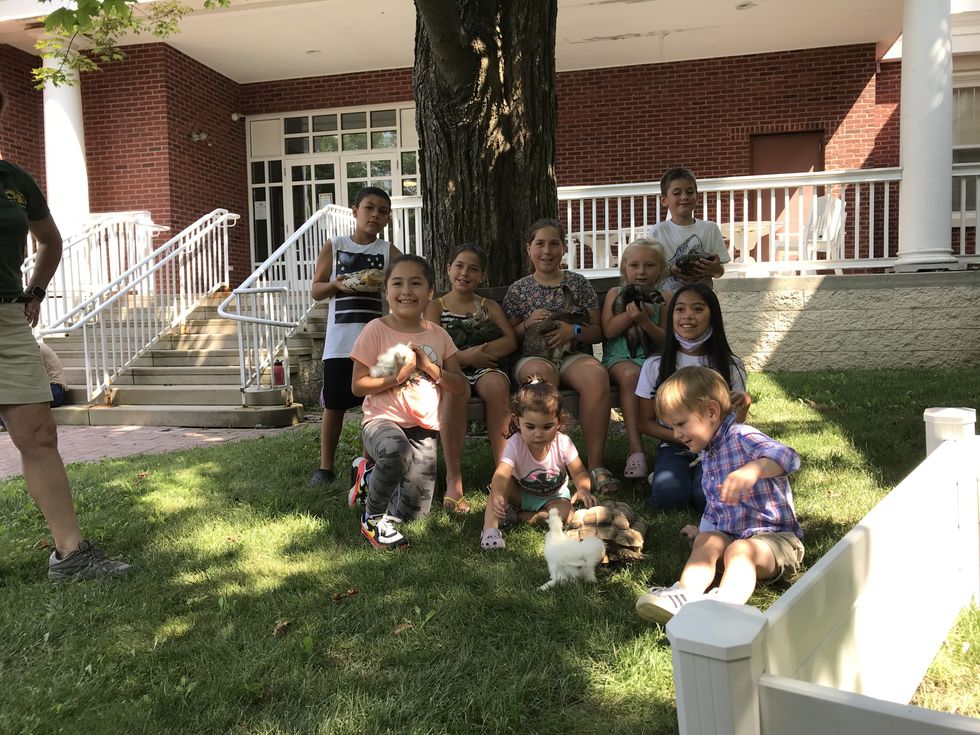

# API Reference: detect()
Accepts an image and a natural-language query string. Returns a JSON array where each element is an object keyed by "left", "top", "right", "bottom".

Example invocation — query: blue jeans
[{"left": 649, "top": 441, "right": 706, "bottom": 511}]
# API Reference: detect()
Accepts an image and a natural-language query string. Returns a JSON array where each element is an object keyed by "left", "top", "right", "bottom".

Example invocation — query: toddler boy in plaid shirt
[{"left": 636, "top": 365, "right": 804, "bottom": 624}]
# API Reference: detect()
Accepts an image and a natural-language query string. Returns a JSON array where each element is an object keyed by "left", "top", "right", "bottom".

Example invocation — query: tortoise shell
[{"left": 565, "top": 500, "right": 647, "bottom": 564}]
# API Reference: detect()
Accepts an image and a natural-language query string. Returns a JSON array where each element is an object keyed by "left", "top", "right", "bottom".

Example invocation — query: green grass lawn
[{"left": 1, "top": 369, "right": 978, "bottom": 734}]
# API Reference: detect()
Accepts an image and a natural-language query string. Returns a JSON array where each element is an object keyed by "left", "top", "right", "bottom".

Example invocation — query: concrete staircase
[{"left": 46, "top": 296, "right": 308, "bottom": 428}]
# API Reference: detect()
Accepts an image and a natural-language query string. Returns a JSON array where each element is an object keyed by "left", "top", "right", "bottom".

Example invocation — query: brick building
[{"left": 0, "top": 0, "right": 971, "bottom": 280}]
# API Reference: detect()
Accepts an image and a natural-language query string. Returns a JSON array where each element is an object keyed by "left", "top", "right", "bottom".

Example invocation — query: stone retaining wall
[{"left": 716, "top": 270, "right": 980, "bottom": 371}]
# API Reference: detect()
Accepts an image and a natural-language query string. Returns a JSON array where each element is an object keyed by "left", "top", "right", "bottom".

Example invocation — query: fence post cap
[
  {"left": 923, "top": 407, "right": 976, "bottom": 425},
  {"left": 666, "top": 600, "right": 767, "bottom": 660}
]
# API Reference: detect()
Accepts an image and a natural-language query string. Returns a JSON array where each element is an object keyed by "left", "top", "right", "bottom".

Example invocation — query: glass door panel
[
  {"left": 341, "top": 152, "right": 397, "bottom": 205},
  {"left": 285, "top": 157, "right": 339, "bottom": 234}
]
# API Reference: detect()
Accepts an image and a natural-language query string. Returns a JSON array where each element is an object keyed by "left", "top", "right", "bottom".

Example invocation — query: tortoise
[
  {"left": 522, "top": 284, "right": 591, "bottom": 363},
  {"left": 564, "top": 500, "right": 647, "bottom": 564},
  {"left": 611, "top": 284, "right": 665, "bottom": 358},
  {"left": 341, "top": 268, "right": 385, "bottom": 292},
  {"left": 673, "top": 244, "right": 709, "bottom": 276}
]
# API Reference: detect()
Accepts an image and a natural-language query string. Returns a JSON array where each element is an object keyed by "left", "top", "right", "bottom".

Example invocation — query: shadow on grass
[
  {"left": 0, "top": 422, "right": 678, "bottom": 735},
  {"left": 5, "top": 369, "right": 967, "bottom": 733}
]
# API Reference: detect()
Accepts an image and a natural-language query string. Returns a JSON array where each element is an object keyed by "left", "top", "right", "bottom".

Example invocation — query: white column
[
  {"left": 42, "top": 60, "right": 90, "bottom": 238},
  {"left": 895, "top": 0, "right": 963, "bottom": 272},
  {"left": 667, "top": 600, "right": 768, "bottom": 735}
]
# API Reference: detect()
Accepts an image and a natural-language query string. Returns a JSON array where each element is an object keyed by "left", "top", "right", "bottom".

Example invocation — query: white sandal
[{"left": 624, "top": 452, "right": 648, "bottom": 479}]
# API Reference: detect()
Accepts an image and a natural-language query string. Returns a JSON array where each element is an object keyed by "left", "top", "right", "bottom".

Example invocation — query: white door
[{"left": 285, "top": 158, "right": 339, "bottom": 235}]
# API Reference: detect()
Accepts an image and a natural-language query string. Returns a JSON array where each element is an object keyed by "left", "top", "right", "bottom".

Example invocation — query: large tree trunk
[{"left": 414, "top": 0, "right": 558, "bottom": 289}]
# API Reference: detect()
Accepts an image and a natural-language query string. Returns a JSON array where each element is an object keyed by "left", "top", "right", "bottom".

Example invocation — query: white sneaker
[
  {"left": 360, "top": 513, "right": 407, "bottom": 550},
  {"left": 635, "top": 582, "right": 701, "bottom": 624}
]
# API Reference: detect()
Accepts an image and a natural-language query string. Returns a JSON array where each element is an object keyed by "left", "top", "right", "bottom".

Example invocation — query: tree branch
[{"left": 415, "top": 0, "right": 476, "bottom": 90}]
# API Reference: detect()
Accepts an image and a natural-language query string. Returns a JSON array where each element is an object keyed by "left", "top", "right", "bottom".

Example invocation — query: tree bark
[{"left": 414, "top": 0, "right": 559, "bottom": 289}]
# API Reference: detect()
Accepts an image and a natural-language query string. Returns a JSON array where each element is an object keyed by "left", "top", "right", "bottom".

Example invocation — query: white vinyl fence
[{"left": 666, "top": 408, "right": 980, "bottom": 735}]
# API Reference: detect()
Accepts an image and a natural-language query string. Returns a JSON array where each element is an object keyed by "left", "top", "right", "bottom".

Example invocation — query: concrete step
[
  {"left": 132, "top": 349, "right": 243, "bottom": 367},
  {"left": 109, "top": 385, "right": 250, "bottom": 406},
  {"left": 181, "top": 319, "right": 239, "bottom": 334},
  {"left": 64, "top": 366, "right": 239, "bottom": 386},
  {"left": 51, "top": 403, "right": 303, "bottom": 428}
]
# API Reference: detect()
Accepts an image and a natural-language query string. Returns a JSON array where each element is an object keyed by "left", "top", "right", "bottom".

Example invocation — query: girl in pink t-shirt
[
  {"left": 349, "top": 255, "right": 466, "bottom": 550},
  {"left": 479, "top": 378, "right": 595, "bottom": 550}
]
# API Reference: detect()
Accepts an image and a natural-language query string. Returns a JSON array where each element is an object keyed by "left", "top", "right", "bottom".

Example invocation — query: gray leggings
[{"left": 362, "top": 419, "right": 439, "bottom": 520}]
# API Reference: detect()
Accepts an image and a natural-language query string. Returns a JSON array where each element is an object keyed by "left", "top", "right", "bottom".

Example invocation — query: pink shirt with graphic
[
  {"left": 500, "top": 432, "right": 579, "bottom": 498},
  {"left": 350, "top": 318, "right": 458, "bottom": 431}
]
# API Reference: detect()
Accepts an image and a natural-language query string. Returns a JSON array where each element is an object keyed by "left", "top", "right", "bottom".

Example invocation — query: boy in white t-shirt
[{"left": 648, "top": 167, "right": 730, "bottom": 292}]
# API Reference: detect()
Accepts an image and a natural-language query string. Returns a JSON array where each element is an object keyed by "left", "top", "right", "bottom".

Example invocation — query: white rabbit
[
  {"left": 540, "top": 507, "right": 605, "bottom": 590},
  {"left": 369, "top": 343, "right": 416, "bottom": 378}
]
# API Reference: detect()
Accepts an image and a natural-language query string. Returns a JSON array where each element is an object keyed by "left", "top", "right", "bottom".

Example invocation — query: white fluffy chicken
[{"left": 540, "top": 507, "right": 605, "bottom": 590}]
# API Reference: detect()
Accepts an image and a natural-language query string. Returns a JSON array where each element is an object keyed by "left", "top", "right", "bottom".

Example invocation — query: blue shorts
[{"left": 521, "top": 486, "right": 572, "bottom": 512}]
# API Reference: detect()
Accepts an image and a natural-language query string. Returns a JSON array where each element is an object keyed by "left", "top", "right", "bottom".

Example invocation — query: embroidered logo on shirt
[{"left": 3, "top": 187, "right": 26, "bottom": 209}]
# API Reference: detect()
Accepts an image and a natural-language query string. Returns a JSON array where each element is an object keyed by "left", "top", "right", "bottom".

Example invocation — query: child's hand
[
  {"left": 730, "top": 390, "right": 752, "bottom": 420},
  {"left": 410, "top": 344, "right": 433, "bottom": 372},
  {"left": 719, "top": 463, "right": 761, "bottom": 504},
  {"left": 394, "top": 351, "right": 417, "bottom": 384},
  {"left": 490, "top": 491, "right": 509, "bottom": 521},
  {"left": 693, "top": 254, "right": 721, "bottom": 277},
  {"left": 571, "top": 488, "right": 596, "bottom": 508},
  {"left": 625, "top": 301, "right": 649, "bottom": 323},
  {"left": 459, "top": 344, "right": 497, "bottom": 369},
  {"left": 332, "top": 276, "right": 355, "bottom": 294},
  {"left": 523, "top": 308, "right": 551, "bottom": 330},
  {"left": 544, "top": 322, "right": 573, "bottom": 349}
]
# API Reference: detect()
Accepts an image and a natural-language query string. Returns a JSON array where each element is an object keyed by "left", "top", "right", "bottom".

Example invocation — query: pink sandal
[
  {"left": 480, "top": 528, "right": 506, "bottom": 550},
  {"left": 623, "top": 452, "right": 648, "bottom": 479}
]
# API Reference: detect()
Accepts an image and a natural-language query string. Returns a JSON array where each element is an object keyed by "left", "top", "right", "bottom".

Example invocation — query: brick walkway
[{"left": 0, "top": 423, "right": 308, "bottom": 481}]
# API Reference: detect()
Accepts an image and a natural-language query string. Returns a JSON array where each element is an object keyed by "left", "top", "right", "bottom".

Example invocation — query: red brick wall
[
  {"left": 242, "top": 68, "right": 414, "bottom": 114},
  {"left": 0, "top": 45, "right": 47, "bottom": 191},
  {"left": 82, "top": 44, "right": 249, "bottom": 282},
  {"left": 164, "top": 48, "right": 248, "bottom": 281},
  {"left": 556, "top": 44, "right": 899, "bottom": 186}
]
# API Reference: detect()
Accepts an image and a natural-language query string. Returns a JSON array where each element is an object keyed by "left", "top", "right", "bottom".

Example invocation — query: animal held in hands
[
  {"left": 522, "top": 285, "right": 591, "bottom": 363},
  {"left": 443, "top": 302, "right": 504, "bottom": 350},
  {"left": 540, "top": 507, "right": 605, "bottom": 590},
  {"left": 370, "top": 344, "right": 415, "bottom": 378},
  {"left": 342, "top": 268, "right": 385, "bottom": 292},
  {"left": 612, "top": 284, "right": 665, "bottom": 358},
  {"left": 674, "top": 247, "right": 719, "bottom": 277}
]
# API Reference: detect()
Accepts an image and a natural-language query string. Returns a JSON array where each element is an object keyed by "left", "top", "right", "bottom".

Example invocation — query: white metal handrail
[
  {"left": 22, "top": 211, "right": 168, "bottom": 330},
  {"left": 39, "top": 209, "right": 239, "bottom": 402},
  {"left": 218, "top": 204, "right": 354, "bottom": 398}
]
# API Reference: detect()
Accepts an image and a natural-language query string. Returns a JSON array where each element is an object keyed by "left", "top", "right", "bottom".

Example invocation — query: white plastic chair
[{"left": 777, "top": 194, "right": 846, "bottom": 274}]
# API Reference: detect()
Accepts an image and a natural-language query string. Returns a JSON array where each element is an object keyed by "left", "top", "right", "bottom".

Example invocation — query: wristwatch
[
  {"left": 26, "top": 284, "right": 45, "bottom": 302},
  {"left": 572, "top": 324, "right": 582, "bottom": 339}
]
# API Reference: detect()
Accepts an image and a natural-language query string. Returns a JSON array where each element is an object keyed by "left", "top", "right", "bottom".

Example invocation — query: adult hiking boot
[{"left": 48, "top": 540, "right": 131, "bottom": 582}]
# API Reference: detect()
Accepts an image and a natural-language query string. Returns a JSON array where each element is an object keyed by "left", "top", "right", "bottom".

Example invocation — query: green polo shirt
[{"left": 0, "top": 160, "right": 50, "bottom": 297}]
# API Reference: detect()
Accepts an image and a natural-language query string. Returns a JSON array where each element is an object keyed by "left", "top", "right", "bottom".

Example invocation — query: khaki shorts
[
  {"left": 512, "top": 351, "right": 592, "bottom": 381},
  {"left": 0, "top": 303, "right": 53, "bottom": 405},
  {"left": 715, "top": 530, "right": 805, "bottom": 584}
]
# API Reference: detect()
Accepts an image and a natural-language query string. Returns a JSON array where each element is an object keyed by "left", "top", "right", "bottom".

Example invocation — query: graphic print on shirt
[
  {"left": 334, "top": 249, "right": 385, "bottom": 324},
  {"left": 517, "top": 465, "right": 569, "bottom": 497},
  {"left": 669, "top": 234, "right": 706, "bottom": 267}
]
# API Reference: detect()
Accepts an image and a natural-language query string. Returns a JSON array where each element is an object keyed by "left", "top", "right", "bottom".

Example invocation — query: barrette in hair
[{"left": 528, "top": 378, "right": 542, "bottom": 385}]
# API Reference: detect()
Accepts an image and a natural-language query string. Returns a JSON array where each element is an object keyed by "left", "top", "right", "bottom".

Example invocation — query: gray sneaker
[{"left": 48, "top": 540, "right": 131, "bottom": 582}]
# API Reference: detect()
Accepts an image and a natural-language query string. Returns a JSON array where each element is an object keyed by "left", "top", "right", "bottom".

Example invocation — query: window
[
  {"left": 284, "top": 108, "right": 401, "bottom": 155},
  {"left": 953, "top": 86, "right": 980, "bottom": 212}
]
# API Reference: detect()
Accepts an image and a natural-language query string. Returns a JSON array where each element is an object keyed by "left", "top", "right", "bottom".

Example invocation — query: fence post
[
  {"left": 666, "top": 600, "right": 767, "bottom": 735},
  {"left": 923, "top": 407, "right": 976, "bottom": 456}
]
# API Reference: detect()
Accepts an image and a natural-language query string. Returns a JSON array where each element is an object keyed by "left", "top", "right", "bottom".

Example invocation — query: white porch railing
[
  {"left": 40, "top": 209, "right": 239, "bottom": 402},
  {"left": 22, "top": 211, "right": 168, "bottom": 331},
  {"left": 387, "top": 168, "right": 979, "bottom": 276},
  {"left": 666, "top": 408, "right": 979, "bottom": 735}
]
